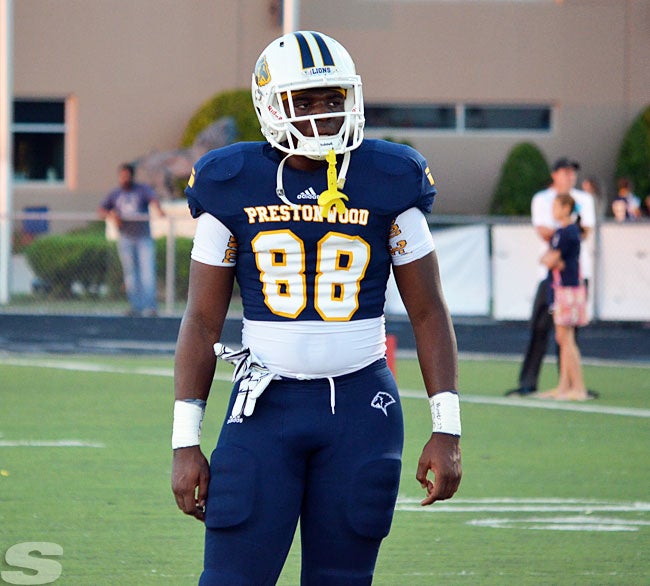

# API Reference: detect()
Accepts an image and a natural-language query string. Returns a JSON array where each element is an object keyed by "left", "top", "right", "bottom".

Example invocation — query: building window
[
  {"left": 12, "top": 99, "right": 66, "bottom": 183},
  {"left": 365, "top": 104, "right": 456, "bottom": 129},
  {"left": 464, "top": 105, "right": 551, "bottom": 131},
  {"left": 365, "top": 102, "right": 553, "bottom": 133}
]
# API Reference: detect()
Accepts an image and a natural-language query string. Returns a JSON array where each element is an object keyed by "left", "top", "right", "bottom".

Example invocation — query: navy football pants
[{"left": 199, "top": 359, "right": 404, "bottom": 585}]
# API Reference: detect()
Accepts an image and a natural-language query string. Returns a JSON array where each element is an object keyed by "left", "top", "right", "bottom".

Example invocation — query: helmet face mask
[{"left": 252, "top": 31, "right": 364, "bottom": 159}]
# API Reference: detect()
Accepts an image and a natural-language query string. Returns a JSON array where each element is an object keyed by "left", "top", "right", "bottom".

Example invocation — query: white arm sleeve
[
  {"left": 191, "top": 213, "right": 237, "bottom": 266},
  {"left": 389, "top": 207, "right": 435, "bottom": 266}
]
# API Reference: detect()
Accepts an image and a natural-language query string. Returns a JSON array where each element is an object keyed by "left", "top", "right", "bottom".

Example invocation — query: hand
[
  {"left": 109, "top": 210, "right": 123, "bottom": 229},
  {"left": 171, "top": 445, "right": 210, "bottom": 521},
  {"left": 416, "top": 433, "right": 462, "bottom": 506}
]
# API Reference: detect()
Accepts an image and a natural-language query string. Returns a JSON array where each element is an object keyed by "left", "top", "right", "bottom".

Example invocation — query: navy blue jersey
[
  {"left": 549, "top": 223, "right": 581, "bottom": 286},
  {"left": 186, "top": 139, "right": 436, "bottom": 322}
]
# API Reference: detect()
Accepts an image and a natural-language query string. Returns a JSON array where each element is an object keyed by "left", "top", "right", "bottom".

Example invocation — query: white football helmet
[{"left": 252, "top": 31, "right": 364, "bottom": 160}]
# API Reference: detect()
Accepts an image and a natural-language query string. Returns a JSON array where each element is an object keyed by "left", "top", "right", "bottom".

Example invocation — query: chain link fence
[
  {"left": 2, "top": 208, "right": 195, "bottom": 316},
  {"left": 1, "top": 209, "right": 649, "bottom": 321}
]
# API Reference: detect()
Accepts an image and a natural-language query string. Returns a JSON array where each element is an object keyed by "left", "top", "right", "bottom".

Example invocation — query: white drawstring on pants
[{"left": 295, "top": 373, "right": 336, "bottom": 414}]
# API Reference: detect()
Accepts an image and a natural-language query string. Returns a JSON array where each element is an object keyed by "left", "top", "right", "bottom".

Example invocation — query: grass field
[{"left": 1, "top": 352, "right": 648, "bottom": 585}]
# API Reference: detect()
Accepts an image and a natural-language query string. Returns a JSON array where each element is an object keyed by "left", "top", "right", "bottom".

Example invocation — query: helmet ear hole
[{"left": 252, "top": 31, "right": 364, "bottom": 158}]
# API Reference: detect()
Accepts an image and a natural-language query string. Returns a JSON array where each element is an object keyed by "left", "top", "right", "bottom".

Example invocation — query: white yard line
[
  {"left": 2, "top": 355, "right": 649, "bottom": 418},
  {"left": 399, "top": 388, "right": 650, "bottom": 418},
  {"left": 395, "top": 496, "right": 650, "bottom": 513},
  {"left": 0, "top": 439, "right": 105, "bottom": 448},
  {"left": 0, "top": 355, "right": 176, "bottom": 377},
  {"left": 394, "top": 497, "right": 650, "bottom": 532}
]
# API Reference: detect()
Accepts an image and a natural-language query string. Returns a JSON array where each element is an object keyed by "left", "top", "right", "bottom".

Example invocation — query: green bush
[
  {"left": 180, "top": 88, "right": 263, "bottom": 148},
  {"left": 490, "top": 142, "right": 550, "bottom": 215},
  {"left": 25, "top": 234, "right": 120, "bottom": 299},
  {"left": 615, "top": 103, "right": 650, "bottom": 199},
  {"left": 24, "top": 233, "right": 193, "bottom": 302}
]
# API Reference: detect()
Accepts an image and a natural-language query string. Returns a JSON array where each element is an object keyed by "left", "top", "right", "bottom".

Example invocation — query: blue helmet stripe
[
  {"left": 311, "top": 32, "right": 335, "bottom": 66},
  {"left": 294, "top": 32, "right": 315, "bottom": 69}
]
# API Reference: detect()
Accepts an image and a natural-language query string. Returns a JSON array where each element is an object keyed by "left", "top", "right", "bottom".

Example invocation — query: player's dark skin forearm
[
  {"left": 174, "top": 261, "right": 234, "bottom": 401},
  {"left": 394, "top": 251, "right": 462, "bottom": 505},
  {"left": 172, "top": 260, "right": 234, "bottom": 521},
  {"left": 394, "top": 251, "right": 458, "bottom": 395}
]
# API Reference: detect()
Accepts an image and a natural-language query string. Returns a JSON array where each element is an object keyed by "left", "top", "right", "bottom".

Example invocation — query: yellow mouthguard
[{"left": 318, "top": 149, "right": 349, "bottom": 217}]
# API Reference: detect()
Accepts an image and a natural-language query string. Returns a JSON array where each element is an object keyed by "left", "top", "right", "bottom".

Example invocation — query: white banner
[
  {"left": 385, "top": 224, "right": 490, "bottom": 316},
  {"left": 491, "top": 225, "right": 539, "bottom": 320},
  {"left": 597, "top": 224, "right": 650, "bottom": 320}
]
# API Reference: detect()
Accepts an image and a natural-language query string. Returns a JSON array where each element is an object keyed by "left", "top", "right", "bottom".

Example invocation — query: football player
[{"left": 172, "top": 31, "right": 462, "bottom": 585}]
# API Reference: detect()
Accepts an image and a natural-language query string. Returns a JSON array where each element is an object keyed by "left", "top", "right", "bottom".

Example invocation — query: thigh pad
[{"left": 345, "top": 456, "right": 402, "bottom": 540}]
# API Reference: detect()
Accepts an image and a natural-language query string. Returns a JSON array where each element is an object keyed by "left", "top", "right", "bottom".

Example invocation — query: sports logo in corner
[
  {"left": 371, "top": 391, "right": 396, "bottom": 416},
  {"left": 255, "top": 55, "right": 271, "bottom": 87}
]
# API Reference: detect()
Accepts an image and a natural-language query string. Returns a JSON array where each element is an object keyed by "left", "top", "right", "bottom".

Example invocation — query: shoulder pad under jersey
[
  {"left": 185, "top": 142, "right": 265, "bottom": 217},
  {"left": 360, "top": 139, "right": 436, "bottom": 214},
  {"left": 366, "top": 140, "right": 425, "bottom": 176}
]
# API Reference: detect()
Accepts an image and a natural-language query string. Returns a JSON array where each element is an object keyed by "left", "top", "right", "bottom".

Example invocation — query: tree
[
  {"left": 615, "top": 104, "right": 650, "bottom": 200},
  {"left": 180, "top": 89, "right": 263, "bottom": 147},
  {"left": 490, "top": 143, "right": 550, "bottom": 215}
]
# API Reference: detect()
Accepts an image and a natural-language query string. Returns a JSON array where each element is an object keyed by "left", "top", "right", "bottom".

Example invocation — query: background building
[{"left": 11, "top": 0, "right": 650, "bottom": 216}]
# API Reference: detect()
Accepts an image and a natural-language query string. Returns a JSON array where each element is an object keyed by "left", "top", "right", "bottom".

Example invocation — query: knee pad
[{"left": 345, "top": 456, "right": 401, "bottom": 539}]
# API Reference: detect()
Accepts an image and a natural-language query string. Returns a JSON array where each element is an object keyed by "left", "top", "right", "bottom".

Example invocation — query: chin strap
[
  {"left": 276, "top": 149, "right": 352, "bottom": 215},
  {"left": 276, "top": 153, "right": 298, "bottom": 208}
]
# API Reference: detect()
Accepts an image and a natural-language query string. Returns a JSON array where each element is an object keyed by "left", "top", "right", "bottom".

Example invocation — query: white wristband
[
  {"left": 172, "top": 400, "right": 206, "bottom": 449},
  {"left": 429, "top": 391, "right": 461, "bottom": 436}
]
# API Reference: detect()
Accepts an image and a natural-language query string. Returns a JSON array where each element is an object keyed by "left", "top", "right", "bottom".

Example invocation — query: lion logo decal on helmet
[{"left": 255, "top": 56, "right": 271, "bottom": 87}]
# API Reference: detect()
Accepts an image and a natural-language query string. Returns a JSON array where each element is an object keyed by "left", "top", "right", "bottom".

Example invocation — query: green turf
[{"left": 0, "top": 354, "right": 648, "bottom": 585}]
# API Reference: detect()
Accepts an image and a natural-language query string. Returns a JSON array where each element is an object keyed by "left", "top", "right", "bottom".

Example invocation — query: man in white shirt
[{"left": 506, "top": 157, "right": 596, "bottom": 396}]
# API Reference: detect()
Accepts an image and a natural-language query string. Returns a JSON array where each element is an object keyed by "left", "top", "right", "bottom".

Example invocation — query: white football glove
[{"left": 214, "top": 343, "right": 276, "bottom": 420}]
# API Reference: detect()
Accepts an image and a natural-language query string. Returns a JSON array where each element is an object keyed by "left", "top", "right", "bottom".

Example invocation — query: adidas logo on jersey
[{"left": 296, "top": 187, "right": 318, "bottom": 200}]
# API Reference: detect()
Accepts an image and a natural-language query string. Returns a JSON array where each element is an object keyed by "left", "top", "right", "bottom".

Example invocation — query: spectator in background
[
  {"left": 611, "top": 196, "right": 630, "bottom": 222},
  {"left": 506, "top": 157, "right": 596, "bottom": 397},
  {"left": 98, "top": 163, "right": 165, "bottom": 316},
  {"left": 536, "top": 193, "right": 589, "bottom": 401},
  {"left": 613, "top": 177, "right": 641, "bottom": 220}
]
